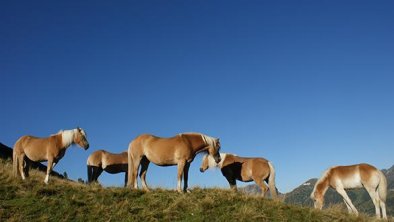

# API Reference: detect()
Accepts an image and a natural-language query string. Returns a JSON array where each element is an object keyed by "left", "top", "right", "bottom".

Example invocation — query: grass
[{"left": 0, "top": 159, "right": 390, "bottom": 222}]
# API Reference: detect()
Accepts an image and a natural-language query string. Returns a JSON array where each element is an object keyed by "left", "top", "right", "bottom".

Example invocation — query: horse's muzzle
[
  {"left": 215, "top": 157, "right": 221, "bottom": 163},
  {"left": 84, "top": 144, "right": 90, "bottom": 150}
]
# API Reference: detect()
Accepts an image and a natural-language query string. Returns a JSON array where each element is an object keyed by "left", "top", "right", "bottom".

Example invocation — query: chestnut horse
[
  {"left": 200, "top": 153, "right": 277, "bottom": 199},
  {"left": 13, "top": 128, "right": 89, "bottom": 184},
  {"left": 127, "top": 132, "right": 221, "bottom": 192},
  {"left": 87, "top": 149, "right": 128, "bottom": 186},
  {"left": 311, "top": 163, "right": 387, "bottom": 219}
]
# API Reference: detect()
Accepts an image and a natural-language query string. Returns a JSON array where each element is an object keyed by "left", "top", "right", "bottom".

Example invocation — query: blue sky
[{"left": 1, "top": 1, "right": 393, "bottom": 192}]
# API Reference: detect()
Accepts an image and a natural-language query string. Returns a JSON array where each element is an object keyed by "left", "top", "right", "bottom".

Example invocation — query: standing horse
[
  {"left": 127, "top": 132, "right": 221, "bottom": 192},
  {"left": 87, "top": 149, "right": 128, "bottom": 186},
  {"left": 310, "top": 163, "right": 387, "bottom": 219},
  {"left": 13, "top": 128, "right": 89, "bottom": 184},
  {"left": 200, "top": 153, "right": 277, "bottom": 199}
]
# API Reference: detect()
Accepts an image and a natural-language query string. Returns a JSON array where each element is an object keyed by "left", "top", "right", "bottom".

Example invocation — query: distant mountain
[
  {"left": 382, "top": 166, "right": 394, "bottom": 192},
  {"left": 0, "top": 143, "right": 13, "bottom": 159}
]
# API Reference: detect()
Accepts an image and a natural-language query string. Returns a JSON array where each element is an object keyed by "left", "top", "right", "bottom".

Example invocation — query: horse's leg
[
  {"left": 24, "top": 157, "right": 31, "bottom": 178},
  {"left": 94, "top": 167, "right": 103, "bottom": 182},
  {"left": 18, "top": 154, "right": 26, "bottom": 180},
  {"left": 380, "top": 199, "right": 387, "bottom": 219},
  {"left": 90, "top": 166, "right": 97, "bottom": 182},
  {"left": 183, "top": 162, "right": 191, "bottom": 192},
  {"left": 176, "top": 160, "right": 186, "bottom": 193},
  {"left": 124, "top": 171, "right": 128, "bottom": 187},
  {"left": 224, "top": 176, "right": 237, "bottom": 191},
  {"left": 343, "top": 199, "right": 353, "bottom": 213},
  {"left": 253, "top": 177, "right": 268, "bottom": 198},
  {"left": 139, "top": 157, "right": 150, "bottom": 191},
  {"left": 45, "top": 158, "right": 54, "bottom": 184},
  {"left": 335, "top": 187, "right": 358, "bottom": 215},
  {"left": 132, "top": 156, "right": 142, "bottom": 189},
  {"left": 222, "top": 170, "right": 237, "bottom": 191},
  {"left": 364, "top": 186, "right": 381, "bottom": 218}
]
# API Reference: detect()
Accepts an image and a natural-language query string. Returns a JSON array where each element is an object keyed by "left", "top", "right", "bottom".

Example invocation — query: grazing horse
[
  {"left": 310, "top": 163, "right": 387, "bottom": 219},
  {"left": 200, "top": 153, "right": 277, "bottom": 199},
  {"left": 87, "top": 149, "right": 128, "bottom": 186},
  {"left": 13, "top": 128, "right": 89, "bottom": 184},
  {"left": 127, "top": 132, "right": 221, "bottom": 192}
]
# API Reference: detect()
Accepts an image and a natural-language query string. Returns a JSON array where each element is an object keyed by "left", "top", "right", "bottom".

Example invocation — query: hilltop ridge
[{"left": 0, "top": 159, "right": 380, "bottom": 221}]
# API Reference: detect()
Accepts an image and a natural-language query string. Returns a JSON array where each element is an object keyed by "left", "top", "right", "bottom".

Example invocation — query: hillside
[
  {"left": 0, "top": 159, "right": 383, "bottom": 222},
  {"left": 284, "top": 165, "right": 394, "bottom": 217}
]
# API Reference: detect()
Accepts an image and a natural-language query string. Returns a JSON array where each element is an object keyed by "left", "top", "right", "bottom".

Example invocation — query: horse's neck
[
  {"left": 184, "top": 134, "right": 207, "bottom": 153},
  {"left": 315, "top": 176, "right": 330, "bottom": 197},
  {"left": 57, "top": 130, "right": 75, "bottom": 149}
]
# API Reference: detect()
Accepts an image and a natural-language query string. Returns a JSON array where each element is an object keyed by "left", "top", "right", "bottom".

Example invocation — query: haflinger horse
[
  {"left": 87, "top": 149, "right": 128, "bottom": 186},
  {"left": 200, "top": 153, "right": 278, "bottom": 199},
  {"left": 310, "top": 163, "right": 387, "bottom": 219},
  {"left": 13, "top": 128, "right": 89, "bottom": 184},
  {"left": 127, "top": 132, "right": 221, "bottom": 193}
]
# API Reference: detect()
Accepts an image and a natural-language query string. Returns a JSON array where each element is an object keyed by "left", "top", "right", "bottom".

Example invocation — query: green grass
[{"left": 0, "top": 159, "right": 389, "bottom": 222}]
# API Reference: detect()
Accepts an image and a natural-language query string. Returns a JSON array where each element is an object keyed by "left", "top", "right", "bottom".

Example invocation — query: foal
[
  {"left": 87, "top": 149, "right": 128, "bottom": 186},
  {"left": 200, "top": 153, "right": 277, "bottom": 199},
  {"left": 310, "top": 163, "right": 387, "bottom": 219},
  {"left": 13, "top": 128, "right": 89, "bottom": 184}
]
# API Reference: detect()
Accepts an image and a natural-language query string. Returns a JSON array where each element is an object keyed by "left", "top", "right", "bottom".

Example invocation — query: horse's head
[
  {"left": 310, "top": 189, "right": 323, "bottom": 210},
  {"left": 200, "top": 154, "right": 210, "bottom": 172},
  {"left": 207, "top": 138, "right": 221, "bottom": 164},
  {"left": 74, "top": 127, "right": 89, "bottom": 150}
]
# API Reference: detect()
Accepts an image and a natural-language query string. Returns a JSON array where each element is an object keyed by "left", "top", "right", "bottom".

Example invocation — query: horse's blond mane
[
  {"left": 203, "top": 152, "right": 233, "bottom": 169},
  {"left": 61, "top": 129, "right": 77, "bottom": 148},
  {"left": 179, "top": 132, "right": 218, "bottom": 148},
  {"left": 311, "top": 167, "right": 332, "bottom": 198},
  {"left": 50, "top": 128, "right": 87, "bottom": 148},
  {"left": 200, "top": 134, "right": 218, "bottom": 147}
]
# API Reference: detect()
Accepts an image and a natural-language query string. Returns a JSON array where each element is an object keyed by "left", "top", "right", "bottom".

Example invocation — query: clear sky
[{"left": 1, "top": 1, "right": 393, "bottom": 193}]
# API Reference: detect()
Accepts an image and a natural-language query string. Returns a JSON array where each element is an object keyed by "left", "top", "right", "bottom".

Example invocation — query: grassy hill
[{"left": 0, "top": 159, "right": 389, "bottom": 222}]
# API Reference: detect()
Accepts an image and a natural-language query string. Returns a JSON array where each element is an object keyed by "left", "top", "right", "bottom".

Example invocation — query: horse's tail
[
  {"left": 127, "top": 141, "right": 134, "bottom": 188},
  {"left": 267, "top": 161, "right": 278, "bottom": 199},
  {"left": 377, "top": 169, "right": 387, "bottom": 203},
  {"left": 13, "top": 138, "right": 23, "bottom": 177},
  {"left": 13, "top": 147, "right": 18, "bottom": 177}
]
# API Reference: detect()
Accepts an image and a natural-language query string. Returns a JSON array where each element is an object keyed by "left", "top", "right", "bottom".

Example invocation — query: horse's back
[
  {"left": 224, "top": 155, "right": 270, "bottom": 181},
  {"left": 330, "top": 163, "right": 380, "bottom": 188},
  {"left": 14, "top": 135, "right": 54, "bottom": 160},
  {"left": 87, "top": 150, "right": 105, "bottom": 165},
  {"left": 132, "top": 134, "right": 183, "bottom": 151},
  {"left": 130, "top": 134, "right": 189, "bottom": 166},
  {"left": 104, "top": 151, "right": 128, "bottom": 165}
]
